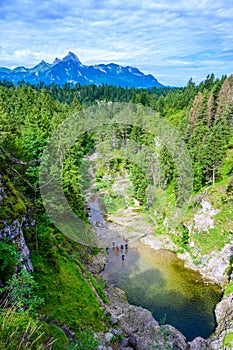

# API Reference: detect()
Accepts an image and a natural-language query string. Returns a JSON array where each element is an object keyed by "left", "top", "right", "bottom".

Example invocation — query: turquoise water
[
  {"left": 87, "top": 193, "right": 222, "bottom": 341},
  {"left": 102, "top": 243, "right": 222, "bottom": 341}
]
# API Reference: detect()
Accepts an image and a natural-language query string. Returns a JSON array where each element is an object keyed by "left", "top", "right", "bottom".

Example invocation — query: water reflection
[
  {"left": 87, "top": 193, "right": 222, "bottom": 341},
  {"left": 103, "top": 244, "right": 222, "bottom": 341}
]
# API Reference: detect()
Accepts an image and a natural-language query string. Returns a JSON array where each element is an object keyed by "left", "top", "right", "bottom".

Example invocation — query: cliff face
[
  {"left": 189, "top": 292, "right": 233, "bottom": 350},
  {"left": 0, "top": 217, "right": 33, "bottom": 273},
  {"left": 209, "top": 291, "right": 233, "bottom": 349},
  {"left": 0, "top": 173, "right": 33, "bottom": 276},
  {"left": 90, "top": 247, "right": 233, "bottom": 350}
]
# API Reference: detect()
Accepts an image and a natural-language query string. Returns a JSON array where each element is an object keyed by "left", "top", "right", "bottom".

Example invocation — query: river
[{"left": 86, "top": 191, "right": 222, "bottom": 342}]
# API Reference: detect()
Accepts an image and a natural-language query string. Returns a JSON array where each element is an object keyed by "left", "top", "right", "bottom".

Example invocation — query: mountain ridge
[{"left": 0, "top": 52, "right": 164, "bottom": 88}]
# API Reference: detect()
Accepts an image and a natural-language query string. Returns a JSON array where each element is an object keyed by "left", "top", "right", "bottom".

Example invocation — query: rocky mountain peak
[
  {"left": 53, "top": 57, "right": 61, "bottom": 65},
  {"left": 61, "top": 51, "right": 82, "bottom": 65},
  {"left": 0, "top": 52, "right": 164, "bottom": 88}
]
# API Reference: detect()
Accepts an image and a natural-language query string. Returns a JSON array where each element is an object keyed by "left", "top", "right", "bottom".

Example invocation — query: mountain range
[{"left": 0, "top": 52, "right": 164, "bottom": 88}]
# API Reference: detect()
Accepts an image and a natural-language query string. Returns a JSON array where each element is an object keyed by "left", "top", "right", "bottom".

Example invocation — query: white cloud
[{"left": 0, "top": 0, "right": 233, "bottom": 85}]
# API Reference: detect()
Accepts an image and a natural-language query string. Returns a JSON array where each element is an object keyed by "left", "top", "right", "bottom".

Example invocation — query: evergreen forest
[{"left": 0, "top": 73, "right": 233, "bottom": 349}]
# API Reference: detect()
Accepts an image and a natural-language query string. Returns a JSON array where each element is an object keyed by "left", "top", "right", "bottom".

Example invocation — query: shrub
[
  {"left": 0, "top": 306, "right": 53, "bottom": 350},
  {"left": 0, "top": 239, "right": 17, "bottom": 282}
]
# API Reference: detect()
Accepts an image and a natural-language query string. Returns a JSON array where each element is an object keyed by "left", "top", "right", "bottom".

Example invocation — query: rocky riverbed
[
  {"left": 91, "top": 246, "right": 233, "bottom": 350},
  {"left": 84, "top": 161, "right": 233, "bottom": 349},
  {"left": 87, "top": 199, "right": 233, "bottom": 349}
]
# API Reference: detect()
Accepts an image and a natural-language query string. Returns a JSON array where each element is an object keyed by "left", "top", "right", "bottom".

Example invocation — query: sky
[{"left": 0, "top": 0, "right": 233, "bottom": 86}]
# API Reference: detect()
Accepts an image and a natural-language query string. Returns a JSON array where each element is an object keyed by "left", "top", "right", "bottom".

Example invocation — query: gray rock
[
  {"left": 207, "top": 292, "right": 233, "bottom": 350},
  {"left": 85, "top": 249, "right": 108, "bottom": 275},
  {"left": 103, "top": 284, "right": 190, "bottom": 350},
  {"left": 189, "top": 337, "right": 208, "bottom": 350},
  {"left": 163, "top": 324, "right": 188, "bottom": 350},
  {"left": 119, "top": 305, "right": 188, "bottom": 350},
  {"left": 0, "top": 217, "right": 33, "bottom": 273},
  {"left": 0, "top": 173, "right": 34, "bottom": 274},
  {"left": 110, "top": 316, "right": 118, "bottom": 325},
  {"left": 105, "top": 332, "right": 114, "bottom": 343},
  {"left": 119, "top": 337, "right": 129, "bottom": 348},
  {"left": 111, "top": 328, "right": 123, "bottom": 337}
]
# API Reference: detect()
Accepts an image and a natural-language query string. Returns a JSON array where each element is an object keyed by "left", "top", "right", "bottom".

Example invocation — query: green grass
[
  {"left": 219, "top": 146, "right": 233, "bottom": 178},
  {"left": 192, "top": 228, "right": 229, "bottom": 254},
  {"left": 0, "top": 174, "right": 26, "bottom": 221},
  {"left": 103, "top": 192, "right": 127, "bottom": 214},
  {"left": 191, "top": 211, "right": 232, "bottom": 254},
  {"left": 191, "top": 180, "right": 233, "bottom": 254},
  {"left": 224, "top": 281, "right": 233, "bottom": 296},
  {"left": 223, "top": 331, "right": 233, "bottom": 349},
  {"left": 0, "top": 306, "right": 73, "bottom": 349},
  {"left": 31, "top": 253, "right": 105, "bottom": 336},
  {"left": 0, "top": 307, "right": 54, "bottom": 350}
]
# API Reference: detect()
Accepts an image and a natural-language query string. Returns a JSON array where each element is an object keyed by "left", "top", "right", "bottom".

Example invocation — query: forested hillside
[
  {"left": 0, "top": 73, "right": 232, "bottom": 349},
  {"left": 0, "top": 84, "right": 107, "bottom": 349}
]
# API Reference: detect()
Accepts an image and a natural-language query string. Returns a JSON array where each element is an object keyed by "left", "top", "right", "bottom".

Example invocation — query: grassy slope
[
  {"left": 32, "top": 253, "right": 104, "bottom": 332},
  {"left": 0, "top": 172, "right": 107, "bottom": 348},
  {"left": 27, "top": 225, "right": 108, "bottom": 348},
  {"left": 190, "top": 147, "right": 233, "bottom": 254}
]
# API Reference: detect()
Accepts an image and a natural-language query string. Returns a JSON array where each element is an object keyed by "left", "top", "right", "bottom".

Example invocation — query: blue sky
[{"left": 0, "top": 0, "right": 233, "bottom": 86}]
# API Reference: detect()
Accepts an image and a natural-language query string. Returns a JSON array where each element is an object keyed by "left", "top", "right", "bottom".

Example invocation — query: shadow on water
[
  {"left": 87, "top": 192, "right": 222, "bottom": 341},
  {"left": 103, "top": 244, "right": 222, "bottom": 341}
]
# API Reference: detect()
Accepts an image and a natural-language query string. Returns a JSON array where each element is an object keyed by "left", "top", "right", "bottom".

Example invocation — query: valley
[{"left": 0, "top": 73, "right": 233, "bottom": 349}]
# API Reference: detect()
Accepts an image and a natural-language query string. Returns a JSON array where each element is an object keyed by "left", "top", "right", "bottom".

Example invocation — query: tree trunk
[{"left": 212, "top": 166, "right": 215, "bottom": 185}]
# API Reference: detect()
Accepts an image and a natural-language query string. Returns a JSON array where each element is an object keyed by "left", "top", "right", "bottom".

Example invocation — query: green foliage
[
  {"left": 0, "top": 239, "right": 17, "bottom": 282},
  {"left": 35, "top": 226, "right": 60, "bottom": 271},
  {"left": 159, "top": 145, "right": 176, "bottom": 186},
  {"left": 220, "top": 147, "right": 233, "bottom": 179},
  {"left": 70, "top": 331, "right": 99, "bottom": 349},
  {"left": 0, "top": 175, "right": 27, "bottom": 220},
  {"left": 203, "top": 121, "right": 230, "bottom": 184},
  {"left": 62, "top": 151, "right": 85, "bottom": 216},
  {"left": 148, "top": 316, "right": 173, "bottom": 350},
  {"left": 129, "top": 164, "right": 148, "bottom": 206},
  {"left": 103, "top": 193, "right": 126, "bottom": 214},
  {"left": 1, "top": 76, "right": 233, "bottom": 350},
  {"left": 223, "top": 332, "right": 233, "bottom": 349},
  {"left": 224, "top": 281, "right": 233, "bottom": 296},
  {"left": 226, "top": 177, "right": 233, "bottom": 202},
  {"left": 0, "top": 269, "right": 44, "bottom": 313},
  {"left": 193, "top": 226, "right": 229, "bottom": 254},
  {"left": 0, "top": 306, "right": 52, "bottom": 350},
  {"left": 31, "top": 250, "right": 104, "bottom": 333},
  {"left": 181, "top": 224, "right": 189, "bottom": 245}
]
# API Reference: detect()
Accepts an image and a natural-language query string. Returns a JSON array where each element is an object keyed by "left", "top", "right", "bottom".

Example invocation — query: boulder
[{"left": 189, "top": 337, "right": 208, "bottom": 350}]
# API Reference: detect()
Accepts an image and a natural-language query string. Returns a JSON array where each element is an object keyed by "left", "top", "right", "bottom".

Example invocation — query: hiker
[
  {"left": 112, "top": 241, "right": 115, "bottom": 249},
  {"left": 120, "top": 244, "right": 124, "bottom": 250},
  {"left": 121, "top": 254, "right": 125, "bottom": 261},
  {"left": 116, "top": 245, "right": 119, "bottom": 251},
  {"left": 125, "top": 243, "right": 128, "bottom": 250}
]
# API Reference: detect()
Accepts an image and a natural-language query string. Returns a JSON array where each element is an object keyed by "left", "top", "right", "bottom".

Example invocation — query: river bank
[
  {"left": 106, "top": 204, "right": 232, "bottom": 288},
  {"left": 84, "top": 160, "right": 233, "bottom": 349},
  {"left": 87, "top": 233, "right": 233, "bottom": 350},
  {"left": 85, "top": 197, "right": 232, "bottom": 349}
]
